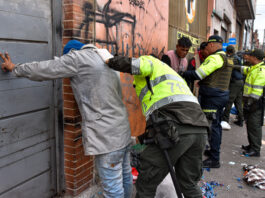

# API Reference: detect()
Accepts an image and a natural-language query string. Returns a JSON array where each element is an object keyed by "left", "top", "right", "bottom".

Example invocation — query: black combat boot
[{"left": 234, "top": 119, "right": 243, "bottom": 127}]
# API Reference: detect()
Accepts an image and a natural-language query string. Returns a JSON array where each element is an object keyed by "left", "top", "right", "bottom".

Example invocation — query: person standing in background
[
  {"left": 181, "top": 35, "right": 233, "bottom": 168},
  {"left": 186, "top": 42, "right": 209, "bottom": 91},
  {"left": 221, "top": 45, "right": 244, "bottom": 130},
  {"left": 161, "top": 37, "right": 192, "bottom": 72},
  {"left": 237, "top": 49, "right": 265, "bottom": 157}
]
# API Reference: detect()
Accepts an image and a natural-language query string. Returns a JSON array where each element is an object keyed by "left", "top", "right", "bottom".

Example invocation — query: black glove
[
  {"left": 107, "top": 56, "right": 132, "bottom": 74},
  {"left": 178, "top": 71, "right": 184, "bottom": 77}
]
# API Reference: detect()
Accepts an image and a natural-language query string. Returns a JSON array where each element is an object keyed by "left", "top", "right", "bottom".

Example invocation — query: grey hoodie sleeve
[{"left": 12, "top": 51, "right": 79, "bottom": 81}]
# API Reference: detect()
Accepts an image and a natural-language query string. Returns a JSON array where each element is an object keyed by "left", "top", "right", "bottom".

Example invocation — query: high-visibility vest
[
  {"left": 241, "top": 61, "right": 265, "bottom": 99},
  {"left": 131, "top": 55, "right": 199, "bottom": 119},
  {"left": 196, "top": 51, "right": 233, "bottom": 91}
]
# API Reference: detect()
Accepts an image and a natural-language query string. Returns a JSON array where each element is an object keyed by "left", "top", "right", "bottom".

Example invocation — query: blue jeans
[{"left": 95, "top": 144, "right": 133, "bottom": 198}]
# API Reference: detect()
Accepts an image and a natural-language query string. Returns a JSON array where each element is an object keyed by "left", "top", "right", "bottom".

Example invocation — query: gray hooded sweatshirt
[{"left": 13, "top": 44, "right": 131, "bottom": 155}]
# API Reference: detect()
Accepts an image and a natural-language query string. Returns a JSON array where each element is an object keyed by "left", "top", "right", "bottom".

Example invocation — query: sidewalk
[
  {"left": 201, "top": 119, "right": 265, "bottom": 198},
  {"left": 74, "top": 118, "right": 265, "bottom": 198}
]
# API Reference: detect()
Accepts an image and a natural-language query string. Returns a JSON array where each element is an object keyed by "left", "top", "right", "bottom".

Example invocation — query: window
[
  {"left": 221, "top": 27, "right": 227, "bottom": 43},
  {"left": 214, "top": 29, "right": 219, "bottom": 35}
]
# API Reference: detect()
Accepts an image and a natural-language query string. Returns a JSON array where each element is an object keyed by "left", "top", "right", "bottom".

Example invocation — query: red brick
[
  {"left": 63, "top": 29, "right": 74, "bottom": 37},
  {"left": 65, "top": 153, "right": 77, "bottom": 162},
  {"left": 65, "top": 159, "right": 76, "bottom": 168},
  {"left": 64, "top": 0, "right": 74, "bottom": 5},
  {"left": 65, "top": 181, "right": 75, "bottom": 189},
  {"left": 64, "top": 138, "right": 76, "bottom": 148},
  {"left": 63, "top": 93, "right": 76, "bottom": 101},
  {"left": 64, "top": 100, "right": 78, "bottom": 109},
  {"left": 63, "top": 78, "right": 71, "bottom": 85},
  {"left": 65, "top": 188, "right": 75, "bottom": 196},
  {"left": 64, "top": 143, "right": 83, "bottom": 154},
  {"left": 64, "top": 108, "right": 80, "bottom": 117},
  {"left": 64, "top": 123, "right": 81, "bottom": 131},
  {"left": 75, "top": 161, "right": 93, "bottom": 175},
  {"left": 72, "top": 4, "right": 83, "bottom": 13},
  {"left": 64, "top": 12, "right": 74, "bottom": 20},
  {"left": 75, "top": 157, "right": 93, "bottom": 169},
  {"left": 64, "top": 115, "right": 82, "bottom": 124},
  {"left": 76, "top": 174, "right": 93, "bottom": 187},
  {"left": 65, "top": 173, "right": 75, "bottom": 183},
  {"left": 75, "top": 182, "right": 91, "bottom": 196},
  {"left": 64, "top": 130, "right": 82, "bottom": 139},
  {"left": 63, "top": 85, "right": 73, "bottom": 94},
  {"left": 64, "top": 21, "right": 74, "bottom": 29},
  {"left": 65, "top": 160, "right": 93, "bottom": 176},
  {"left": 74, "top": 168, "right": 91, "bottom": 181},
  {"left": 63, "top": 1, "right": 95, "bottom": 195},
  {"left": 64, "top": 4, "right": 74, "bottom": 12}
]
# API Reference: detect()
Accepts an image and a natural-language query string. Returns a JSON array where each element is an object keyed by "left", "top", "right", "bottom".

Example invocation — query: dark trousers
[
  {"left": 246, "top": 108, "right": 263, "bottom": 152},
  {"left": 200, "top": 88, "right": 229, "bottom": 161},
  {"left": 223, "top": 80, "right": 244, "bottom": 122},
  {"left": 135, "top": 131, "right": 207, "bottom": 198}
]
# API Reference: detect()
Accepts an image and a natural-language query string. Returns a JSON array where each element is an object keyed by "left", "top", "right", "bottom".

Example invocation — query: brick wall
[{"left": 62, "top": 0, "right": 95, "bottom": 196}]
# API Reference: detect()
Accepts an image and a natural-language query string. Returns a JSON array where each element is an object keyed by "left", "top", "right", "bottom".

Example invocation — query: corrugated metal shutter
[{"left": 0, "top": 0, "right": 62, "bottom": 197}]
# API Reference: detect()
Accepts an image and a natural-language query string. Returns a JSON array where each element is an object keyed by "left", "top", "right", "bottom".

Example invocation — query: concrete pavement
[
  {"left": 74, "top": 115, "right": 265, "bottom": 198},
  {"left": 202, "top": 116, "right": 265, "bottom": 198}
]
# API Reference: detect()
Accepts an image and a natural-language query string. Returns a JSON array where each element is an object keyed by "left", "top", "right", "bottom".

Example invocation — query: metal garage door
[{"left": 0, "top": 0, "right": 63, "bottom": 197}]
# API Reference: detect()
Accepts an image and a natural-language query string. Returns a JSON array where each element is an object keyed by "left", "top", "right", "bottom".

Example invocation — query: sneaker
[
  {"left": 203, "top": 158, "right": 220, "bottom": 168},
  {"left": 221, "top": 121, "right": 231, "bottom": 130},
  {"left": 234, "top": 120, "right": 243, "bottom": 127},
  {"left": 243, "top": 149, "right": 260, "bottom": 157},
  {"left": 241, "top": 145, "right": 251, "bottom": 151}
]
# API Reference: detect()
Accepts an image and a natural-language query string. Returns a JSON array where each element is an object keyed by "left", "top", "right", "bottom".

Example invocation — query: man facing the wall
[{"left": 0, "top": 40, "right": 133, "bottom": 198}]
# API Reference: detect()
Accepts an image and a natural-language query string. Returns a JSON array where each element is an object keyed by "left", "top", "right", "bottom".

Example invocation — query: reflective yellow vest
[
  {"left": 241, "top": 61, "right": 265, "bottom": 99},
  {"left": 195, "top": 51, "right": 233, "bottom": 91},
  {"left": 131, "top": 55, "right": 199, "bottom": 119}
]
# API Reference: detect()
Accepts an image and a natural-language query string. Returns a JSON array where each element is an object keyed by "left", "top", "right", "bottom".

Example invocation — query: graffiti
[
  {"left": 76, "top": 2, "right": 94, "bottom": 39},
  {"left": 74, "top": 0, "right": 168, "bottom": 135},
  {"left": 129, "top": 0, "right": 145, "bottom": 9},
  {"left": 76, "top": 0, "right": 166, "bottom": 57}
]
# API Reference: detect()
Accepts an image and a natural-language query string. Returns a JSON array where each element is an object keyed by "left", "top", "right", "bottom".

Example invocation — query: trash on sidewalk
[
  {"left": 200, "top": 179, "right": 224, "bottom": 197},
  {"left": 155, "top": 174, "right": 177, "bottom": 198},
  {"left": 242, "top": 164, "right": 265, "bottom": 190},
  {"left": 221, "top": 121, "right": 231, "bottom": 130},
  {"left": 228, "top": 161, "right": 236, "bottom": 165},
  {"left": 132, "top": 167, "right": 138, "bottom": 184},
  {"left": 203, "top": 168, "right": 211, "bottom": 172}
]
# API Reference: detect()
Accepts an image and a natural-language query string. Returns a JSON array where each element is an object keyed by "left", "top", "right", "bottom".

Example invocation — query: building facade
[{"left": 208, "top": 0, "right": 256, "bottom": 50}]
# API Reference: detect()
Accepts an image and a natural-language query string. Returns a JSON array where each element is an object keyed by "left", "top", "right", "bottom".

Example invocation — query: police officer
[
  {"left": 182, "top": 35, "right": 233, "bottom": 168},
  {"left": 222, "top": 45, "right": 244, "bottom": 128},
  {"left": 106, "top": 55, "right": 209, "bottom": 198},
  {"left": 238, "top": 49, "right": 265, "bottom": 157}
]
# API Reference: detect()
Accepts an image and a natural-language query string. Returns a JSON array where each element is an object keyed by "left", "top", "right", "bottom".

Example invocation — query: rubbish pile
[
  {"left": 200, "top": 180, "right": 224, "bottom": 198},
  {"left": 243, "top": 165, "right": 265, "bottom": 190}
]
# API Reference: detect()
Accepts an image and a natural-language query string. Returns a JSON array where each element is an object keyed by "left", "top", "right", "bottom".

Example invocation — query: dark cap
[
  {"left": 226, "top": 45, "right": 235, "bottom": 54},
  {"left": 249, "top": 49, "right": 265, "bottom": 60},
  {"left": 207, "top": 35, "right": 223, "bottom": 44}
]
